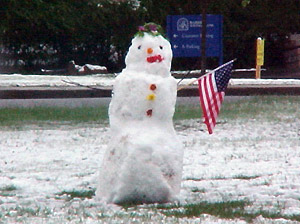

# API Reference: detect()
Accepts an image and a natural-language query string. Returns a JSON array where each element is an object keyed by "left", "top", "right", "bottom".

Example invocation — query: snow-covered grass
[{"left": 1, "top": 96, "right": 300, "bottom": 223}]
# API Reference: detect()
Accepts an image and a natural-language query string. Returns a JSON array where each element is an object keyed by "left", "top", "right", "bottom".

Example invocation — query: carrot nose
[{"left": 147, "top": 48, "right": 153, "bottom": 54}]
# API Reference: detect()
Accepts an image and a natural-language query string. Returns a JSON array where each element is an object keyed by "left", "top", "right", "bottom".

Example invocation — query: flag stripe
[
  {"left": 204, "top": 75, "right": 216, "bottom": 132},
  {"left": 208, "top": 74, "right": 219, "bottom": 122},
  {"left": 199, "top": 75, "right": 216, "bottom": 134},
  {"left": 207, "top": 74, "right": 218, "bottom": 130},
  {"left": 197, "top": 60, "right": 234, "bottom": 134},
  {"left": 198, "top": 78, "right": 212, "bottom": 134},
  {"left": 199, "top": 75, "right": 212, "bottom": 134}
]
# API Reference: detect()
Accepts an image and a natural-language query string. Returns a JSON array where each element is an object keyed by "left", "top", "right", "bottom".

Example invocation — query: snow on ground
[
  {"left": 0, "top": 74, "right": 115, "bottom": 87},
  {"left": 0, "top": 73, "right": 300, "bottom": 222},
  {"left": 179, "top": 118, "right": 300, "bottom": 215},
  {"left": 0, "top": 73, "right": 300, "bottom": 88},
  {"left": 0, "top": 114, "right": 300, "bottom": 223},
  {"left": 180, "top": 78, "right": 300, "bottom": 87},
  {"left": 229, "top": 78, "right": 300, "bottom": 86}
]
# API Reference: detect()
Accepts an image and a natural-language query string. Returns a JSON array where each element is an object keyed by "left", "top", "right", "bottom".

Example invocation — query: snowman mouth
[{"left": 147, "top": 55, "right": 164, "bottom": 63}]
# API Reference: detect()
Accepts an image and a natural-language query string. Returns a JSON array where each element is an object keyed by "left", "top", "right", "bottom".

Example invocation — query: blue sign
[{"left": 167, "top": 15, "right": 223, "bottom": 64}]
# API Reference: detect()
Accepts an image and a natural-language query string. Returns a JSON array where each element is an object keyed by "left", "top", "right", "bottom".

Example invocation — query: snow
[
  {"left": 80, "top": 64, "right": 107, "bottom": 72},
  {"left": 0, "top": 74, "right": 299, "bottom": 88},
  {"left": 0, "top": 74, "right": 300, "bottom": 88},
  {"left": 179, "top": 78, "right": 300, "bottom": 87},
  {"left": 0, "top": 114, "right": 299, "bottom": 223},
  {"left": 229, "top": 78, "right": 300, "bottom": 86},
  {"left": 0, "top": 74, "right": 115, "bottom": 87},
  {"left": 95, "top": 32, "right": 184, "bottom": 204},
  {"left": 180, "top": 118, "right": 300, "bottom": 210},
  {"left": 0, "top": 74, "right": 300, "bottom": 87}
]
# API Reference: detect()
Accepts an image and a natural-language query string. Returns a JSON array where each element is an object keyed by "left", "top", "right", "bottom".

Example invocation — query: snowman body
[{"left": 96, "top": 32, "right": 183, "bottom": 204}]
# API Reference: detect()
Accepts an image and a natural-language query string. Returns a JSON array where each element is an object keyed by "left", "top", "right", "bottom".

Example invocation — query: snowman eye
[
  {"left": 159, "top": 46, "right": 163, "bottom": 50},
  {"left": 138, "top": 45, "right": 141, "bottom": 50}
]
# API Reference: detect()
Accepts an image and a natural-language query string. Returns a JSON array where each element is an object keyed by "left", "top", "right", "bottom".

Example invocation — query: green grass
[
  {"left": 174, "top": 96, "right": 300, "bottom": 121},
  {"left": 233, "top": 175, "right": 260, "bottom": 180},
  {"left": 0, "top": 185, "right": 17, "bottom": 191},
  {"left": 0, "top": 96, "right": 299, "bottom": 126},
  {"left": 191, "top": 187, "right": 206, "bottom": 193},
  {"left": 174, "top": 104, "right": 201, "bottom": 120},
  {"left": 155, "top": 200, "right": 300, "bottom": 222},
  {"left": 0, "top": 184, "right": 18, "bottom": 197},
  {"left": 220, "top": 96, "right": 300, "bottom": 121},
  {"left": 157, "top": 200, "right": 252, "bottom": 220},
  {"left": 56, "top": 189, "right": 96, "bottom": 201},
  {"left": 0, "top": 106, "right": 108, "bottom": 126}
]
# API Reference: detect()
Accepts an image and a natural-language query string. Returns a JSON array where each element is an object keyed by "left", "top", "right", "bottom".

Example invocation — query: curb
[{"left": 1, "top": 85, "right": 300, "bottom": 99}]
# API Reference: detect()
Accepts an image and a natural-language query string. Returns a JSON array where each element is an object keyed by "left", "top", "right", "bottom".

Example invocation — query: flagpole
[
  {"left": 177, "top": 74, "right": 209, "bottom": 92},
  {"left": 177, "top": 59, "right": 236, "bottom": 91}
]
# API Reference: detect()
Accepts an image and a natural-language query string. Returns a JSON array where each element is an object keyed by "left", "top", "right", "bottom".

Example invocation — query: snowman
[{"left": 96, "top": 23, "right": 183, "bottom": 204}]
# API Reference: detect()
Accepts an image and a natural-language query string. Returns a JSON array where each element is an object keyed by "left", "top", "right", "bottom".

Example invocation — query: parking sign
[{"left": 167, "top": 15, "right": 223, "bottom": 64}]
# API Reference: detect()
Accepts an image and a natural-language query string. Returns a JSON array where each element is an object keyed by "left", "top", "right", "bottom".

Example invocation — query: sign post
[
  {"left": 201, "top": 0, "right": 208, "bottom": 76},
  {"left": 256, "top": 37, "right": 265, "bottom": 79},
  {"left": 167, "top": 15, "right": 223, "bottom": 65}
]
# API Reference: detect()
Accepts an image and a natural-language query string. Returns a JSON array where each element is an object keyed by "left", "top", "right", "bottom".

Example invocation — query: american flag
[{"left": 198, "top": 60, "right": 234, "bottom": 134}]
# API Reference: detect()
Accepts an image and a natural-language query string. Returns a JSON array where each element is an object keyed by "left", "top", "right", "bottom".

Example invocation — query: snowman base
[{"left": 96, "top": 125, "right": 183, "bottom": 205}]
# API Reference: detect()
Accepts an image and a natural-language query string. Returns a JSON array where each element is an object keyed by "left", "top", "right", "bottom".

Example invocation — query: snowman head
[{"left": 124, "top": 23, "right": 172, "bottom": 77}]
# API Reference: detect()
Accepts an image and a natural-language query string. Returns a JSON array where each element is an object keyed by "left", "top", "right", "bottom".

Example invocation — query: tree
[
  {"left": 1, "top": 0, "right": 299, "bottom": 72},
  {"left": 0, "top": 0, "right": 144, "bottom": 72}
]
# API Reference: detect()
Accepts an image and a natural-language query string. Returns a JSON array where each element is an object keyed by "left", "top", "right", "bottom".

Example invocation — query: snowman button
[
  {"left": 146, "top": 94, "right": 156, "bottom": 101},
  {"left": 150, "top": 84, "right": 157, "bottom": 91},
  {"left": 146, "top": 109, "right": 153, "bottom": 117}
]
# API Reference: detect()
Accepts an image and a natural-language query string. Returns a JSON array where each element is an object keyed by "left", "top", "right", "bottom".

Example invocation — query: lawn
[
  {"left": 1, "top": 96, "right": 299, "bottom": 126},
  {"left": 0, "top": 96, "right": 300, "bottom": 223}
]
